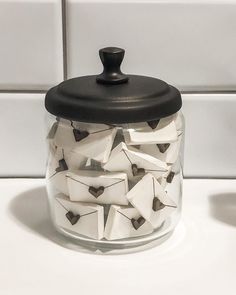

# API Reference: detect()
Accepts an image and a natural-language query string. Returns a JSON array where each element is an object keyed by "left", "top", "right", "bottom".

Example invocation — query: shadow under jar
[{"left": 45, "top": 47, "right": 184, "bottom": 253}]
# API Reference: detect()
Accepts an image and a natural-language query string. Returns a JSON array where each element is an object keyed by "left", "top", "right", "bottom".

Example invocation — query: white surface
[
  {"left": 182, "top": 93, "right": 236, "bottom": 177},
  {"left": 66, "top": 0, "right": 236, "bottom": 91},
  {"left": 0, "top": 93, "right": 47, "bottom": 177},
  {"left": 0, "top": 0, "right": 63, "bottom": 90},
  {"left": 1, "top": 178, "right": 236, "bottom": 294}
]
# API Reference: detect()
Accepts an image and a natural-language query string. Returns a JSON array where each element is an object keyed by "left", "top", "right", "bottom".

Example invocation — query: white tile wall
[
  {"left": 66, "top": 0, "right": 236, "bottom": 91},
  {"left": 0, "top": 0, "right": 63, "bottom": 90},
  {"left": 0, "top": 0, "right": 235, "bottom": 178},
  {"left": 182, "top": 94, "right": 236, "bottom": 178},
  {"left": 0, "top": 94, "right": 47, "bottom": 177}
]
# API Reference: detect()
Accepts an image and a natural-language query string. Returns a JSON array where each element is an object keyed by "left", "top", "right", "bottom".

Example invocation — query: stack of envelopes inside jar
[
  {"left": 46, "top": 111, "right": 183, "bottom": 241},
  {"left": 45, "top": 47, "right": 183, "bottom": 245}
]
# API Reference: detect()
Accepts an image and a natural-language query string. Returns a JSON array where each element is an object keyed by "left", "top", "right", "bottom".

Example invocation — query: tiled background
[{"left": 0, "top": 0, "right": 235, "bottom": 177}]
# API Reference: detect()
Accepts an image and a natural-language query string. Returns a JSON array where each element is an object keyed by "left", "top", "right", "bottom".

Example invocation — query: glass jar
[{"left": 45, "top": 47, "right": 184, "bottom": 252}]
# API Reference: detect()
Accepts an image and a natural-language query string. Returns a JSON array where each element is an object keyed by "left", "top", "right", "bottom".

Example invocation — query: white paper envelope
[
  {"left": 65, "top": 150, "right": 88, "bottom": 171},
  {"left": 173, "top": 112, "right": 183, "bottom": 131},
  {"left": 126, "top": 173, "right": 177, "bottom": 228},
  {"left": 47, "top": 152, "right": 69, "bottom": 196},
  {"left": 54, "top": 194, "right": 104, "bottom": 240},
  {"left": 66, "top": 170, "right": 129, "bottom": 205},
  {"left": 164, "top": 169, "right": 181, "bottom": 203},
  {"left": 47, "top": 121, "right": 60, "bottom": 155},
  {"left": 47, "top": 146, "right": 87, "bottom": 193},
  {"left": 157, "top": 165, "right": 172, "bottom": 188},
  {"left": 72, "top": 127, "right": 117, "bottom": 163},
  {"left": 123, "top": 115, "right": 178, "bottom": 145},
  {"left": 104, "top": 205, "right": 153, "bottom": 240},
  {"left": 49, "top": 171, "right": 68, "bottom": 196},
  {"left": 52, "top": 120, "right": 75, "bottom": 148},
  {"left": 53, "top": 120, "right": 117, "bottom": 163},
  {"left": 140, "top": 134, "right": 182, "bottom": 165},
  {"left": 48, "top": 139, "right": 58, "bottom": 156},
  {"left": 47, "top": 146, "right": 87, "bottom": 195},
  {"left": 84, "top": 158, "right": 103, "bottom": 171},
  {"left": 47, "top": 122, "right": 59, "bottom": 143},
  {"left": 53, "top": 147, "right": 87, "bottom": 170},
  {"left": 102, "top": 142, "right": 168, "bottom": 181}
]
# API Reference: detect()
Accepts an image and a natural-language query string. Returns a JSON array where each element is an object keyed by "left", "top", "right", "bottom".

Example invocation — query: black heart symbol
[
  {"left": 55, "top": 159, "right": 68, "bottom": 172},
  {"left": 167, "top": 171, "right": 175, "bottom": 183},
  {"left": 152, "top": 197, "right": 166, "bottom": 212},
  {"left": 66, "top": 211, "right": 80, "bottom": 225},
  {"left": 131, "top": 217, "right": 146, "bottom": 230},
  {"left": 147, "top": 119, "right": 160, "bottom": 130},
  {"left": 157, "top": 143, "right": 170, "bottom": 153},
  {"left": 132, "top": 164, "right": 145, "bottom": 177},
  {"left": 73, "top": 129, "right": 89, "bottom": 142},
  {"left": 88, "top": 186, "right": 105, "bottom": 198}
]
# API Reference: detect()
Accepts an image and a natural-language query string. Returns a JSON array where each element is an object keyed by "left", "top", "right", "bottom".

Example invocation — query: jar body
[{"left": 46, "top": 112, "right": 184, "bottom": 251}]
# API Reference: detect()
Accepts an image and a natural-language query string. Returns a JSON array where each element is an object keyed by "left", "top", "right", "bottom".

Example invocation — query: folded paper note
[
  {"left": 67, "top": 170, "right": 129, "bottom": 205},
  {"left": 140, "top": 134, "right": 182, "bottom": 165},
  {"left": 123, "top": 115, "right": 178, "bottom": 145},
  {"left": 47, "top": 121, "right": 59, "bottom": 140},
  {"left": 53, "top": 147, "right": 87, "bottom": 171},
  {"left": 104, "top": 205, "right": 153, "bottom": 240},
  {"left": 47, "top": 146, "right": 87, "bottom": 195},
  {"left": 54, "top": 194, "right": 104, "bottom": 240},
  {"left": 157, "top": 165, "right": 172, "bottom": 188},
  {"left": 65, "top": 150, "right": 88, "bottom": 171},
  {"left": 53, "top": 120, "right": 117, "bottom": 163},
  {"left": 173, "top": 112, "right": 183, "bottom": 131},
  {"left": 126, "top": 173, "right": 177, "bottom": 228},
  {"left": 103, "top": 142, "right": 168, "bottom": 181},
  {"left": 47, "top": 152, "right": 69, "bottom": 196}
]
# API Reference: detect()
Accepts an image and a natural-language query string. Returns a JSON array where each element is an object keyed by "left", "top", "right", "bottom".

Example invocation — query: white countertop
[{"left": 1, "top": 178, "right": 236, "bottom": 295}]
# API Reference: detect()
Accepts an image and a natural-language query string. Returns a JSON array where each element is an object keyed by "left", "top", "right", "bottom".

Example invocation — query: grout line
[
  {"left": 181, "top": 90, "right": 236, "bottom": 95},
  {"left": 0, "top": 90, "right": 235, "bottom": 95},
  {"left": 0, "top": 90, "right": 46, "bottom": 94},
  {"left": 183, "top": 176, "right": 236, "bottom": 180},
  {"left": 0, "top": 176, "right": 236, "bottom": 180},
  {"left": 0, "top": 176, "right": 46, "bottom": 179},
  {"left": 61, "top": 0, "right": 68, "bottom": 81}
]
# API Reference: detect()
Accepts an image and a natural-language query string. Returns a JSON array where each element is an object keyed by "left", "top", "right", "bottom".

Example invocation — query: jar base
[{"left": 53, "top": 218, "right": 178, "bottom": 254}]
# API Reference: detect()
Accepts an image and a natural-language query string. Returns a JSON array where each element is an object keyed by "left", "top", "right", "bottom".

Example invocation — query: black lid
[{"left": 45, "top": 47, "right": 182, "bottom": 124}]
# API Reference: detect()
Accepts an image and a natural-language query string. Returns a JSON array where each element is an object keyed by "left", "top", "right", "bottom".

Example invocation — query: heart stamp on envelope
[
  {"left": 152, "top": 197, "right": 166, "bottom": 211},
  {"left": 147, "top": 119, "right": 160, "bottom": 130},
  {"left": 131, "top": 216, "right": 146, "bottom": 230},
  {"left": 131, "top": 164, "right": 145, "bottom": 177},
  {"left": 157, "top": 143, "right": 170, "bottom": 153},
  {"left": 65, "top": 211, "right": 80, "bottom": 225},
  {"left": 73, "top": 129, "right": 89, "bottom": 142},
  {"left": 167, "top": 171, "right": 175, "bottom": 183},
  {"left": 88, "top": 186, "right": 105, "bottom": 198}
]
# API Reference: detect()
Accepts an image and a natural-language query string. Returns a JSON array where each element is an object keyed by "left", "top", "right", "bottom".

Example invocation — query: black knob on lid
[
  {"left": 96, "top": 47, "right": 129, "bottom": 85},
  {"left": 45, "top": 46, "right": 182, "bottom": 124}
]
